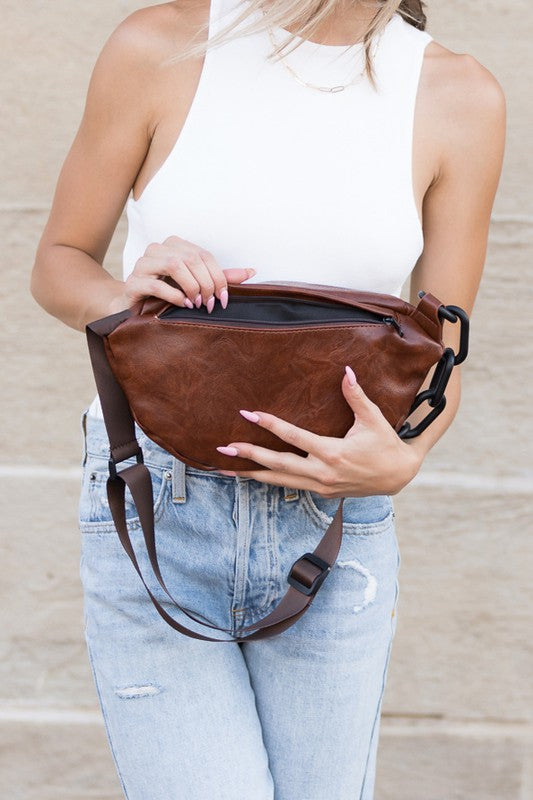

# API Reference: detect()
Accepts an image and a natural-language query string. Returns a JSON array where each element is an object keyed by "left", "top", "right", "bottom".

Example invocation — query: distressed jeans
[{"left": 78, "top": 408, "right": 401, "bottom": 800}]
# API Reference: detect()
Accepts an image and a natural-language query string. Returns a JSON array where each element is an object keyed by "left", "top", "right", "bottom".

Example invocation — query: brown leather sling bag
[{"left": 85, "top": 279, "right": 469, "bottom": 642}]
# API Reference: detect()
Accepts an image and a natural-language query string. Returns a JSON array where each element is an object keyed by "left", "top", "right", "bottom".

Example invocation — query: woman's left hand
[{"left": 215, "top": 365, "right": 423, "bottom": 498}]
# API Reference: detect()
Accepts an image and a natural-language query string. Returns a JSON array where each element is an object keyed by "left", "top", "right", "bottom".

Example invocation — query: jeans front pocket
[
  {"left": 301, "top": 490, "right": 394, "bottom": 535},
  {"left": 78, "top": 457, "right": 168, "bottom": 534}
]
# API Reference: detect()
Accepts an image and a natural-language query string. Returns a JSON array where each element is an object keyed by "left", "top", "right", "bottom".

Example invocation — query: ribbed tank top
[{"left": 88, "top": 0, "right": 433, "bottom": 418}]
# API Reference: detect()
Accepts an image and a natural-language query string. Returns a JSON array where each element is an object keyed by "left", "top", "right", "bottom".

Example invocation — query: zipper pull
[{"left": 383, "top": 316, "right": 404, "bottom": 337}]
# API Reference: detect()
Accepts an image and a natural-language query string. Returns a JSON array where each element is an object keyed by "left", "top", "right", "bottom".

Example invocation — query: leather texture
[{"left": 102, "top": 280, "right": 445, "bottom": 472}]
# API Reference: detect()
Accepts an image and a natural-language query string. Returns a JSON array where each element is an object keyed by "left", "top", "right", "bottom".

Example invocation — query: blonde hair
[{"left": 171, "top": 0, "right": 427, "bottom": 88}]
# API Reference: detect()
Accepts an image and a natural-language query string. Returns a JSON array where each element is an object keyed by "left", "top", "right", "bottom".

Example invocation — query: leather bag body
[{"left": 85, "top": 280, "right": 469, "bottom": 642}]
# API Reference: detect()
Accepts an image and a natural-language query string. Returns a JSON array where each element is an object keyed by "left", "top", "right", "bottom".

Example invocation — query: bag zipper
[{"left": 158, "top": 296, "right": 404, "bottom": 336}]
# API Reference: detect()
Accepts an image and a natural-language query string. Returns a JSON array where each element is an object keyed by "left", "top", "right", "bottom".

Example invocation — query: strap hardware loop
[
  {"left": 108, "top": 448, "right": 144, "bottom": 480},
  {"left": 288, "top": 552, "right": 332, "bottom": 596}
]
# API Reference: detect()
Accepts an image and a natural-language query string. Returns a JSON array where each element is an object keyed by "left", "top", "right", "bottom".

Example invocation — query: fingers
[
  {"left": 342, "top": 366, "right": 385, "bottom": 426},
  {"left": 235, "top": 410, "right": 335, "bottom": 463},
  {"left": 127, "top": 235, "right": 256, "bottom": 311},
  {"left": 217, "top": 409, "right": 339, "bottom": 484},
  {"left": 224, "top": 267, "right": 258, "bottom": 285},
  {"left": 217, "top": 441, "right": 320, "bottom": 480},
  {"left": 125, "top": 270, "right": 193, "bottom": 308}
]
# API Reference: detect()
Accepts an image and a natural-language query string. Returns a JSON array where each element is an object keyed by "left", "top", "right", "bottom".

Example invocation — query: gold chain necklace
[{"left": 265, "top": 20, "right": 366, "bottom": 94}]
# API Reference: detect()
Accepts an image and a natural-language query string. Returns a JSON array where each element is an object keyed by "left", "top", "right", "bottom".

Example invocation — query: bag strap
[{"left": 86, "top": 319, "right": 344, "bottom": 642}]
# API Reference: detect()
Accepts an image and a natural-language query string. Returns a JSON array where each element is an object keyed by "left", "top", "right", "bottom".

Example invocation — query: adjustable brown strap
[{"left": 86, "top": 317, "right": 345, "bottom": 642}]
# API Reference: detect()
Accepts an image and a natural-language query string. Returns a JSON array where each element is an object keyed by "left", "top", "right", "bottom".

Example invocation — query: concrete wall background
[{"left": 1, "top": 1, "right": 531, "bottom": 797}]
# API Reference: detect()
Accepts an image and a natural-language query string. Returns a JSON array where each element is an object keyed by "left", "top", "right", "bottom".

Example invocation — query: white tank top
[{"left": 88, "top": 0, "right": 432, "bottom": 418}]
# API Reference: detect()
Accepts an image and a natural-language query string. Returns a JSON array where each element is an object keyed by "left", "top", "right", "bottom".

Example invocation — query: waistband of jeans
[
  {"left": 80, "top": 408, "right": 266, "bottom": 487},
  {"left": 82, "top": 408, "right": 211, "bottom": 475},
  {"left": 80, "top": 409, "right": 315, "bottom": 502}
]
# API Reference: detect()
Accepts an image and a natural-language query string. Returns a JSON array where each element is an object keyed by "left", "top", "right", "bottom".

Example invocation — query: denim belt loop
[
  {"left": 172, "top": 457, "right": 187, "bottom": 503},
  {"left": 80, "top": 408, "right": 89, "bottom": 467},
  {"left": 283, "top": 486, "right": 299, "bottom": 501}
]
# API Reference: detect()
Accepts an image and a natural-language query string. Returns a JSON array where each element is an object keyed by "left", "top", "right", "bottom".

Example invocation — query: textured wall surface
[{"left": 1, "top": 1, "right": 531, "bottom": 798}]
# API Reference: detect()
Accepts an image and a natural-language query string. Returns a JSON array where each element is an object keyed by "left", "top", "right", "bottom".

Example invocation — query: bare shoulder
[
  {"left": 420, "top": 41, "right": 506, "bottom": 160},
  {"left": 82, "top": 0, "right": 208, "bottom": 142},
  {"left": 98, "top": 0, "right": 206, "bottom": 68}
]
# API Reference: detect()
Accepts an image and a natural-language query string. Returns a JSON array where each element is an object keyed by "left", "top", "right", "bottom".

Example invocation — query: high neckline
[{"left": 261, "top": 9, "right": 400, "bottom": 53}]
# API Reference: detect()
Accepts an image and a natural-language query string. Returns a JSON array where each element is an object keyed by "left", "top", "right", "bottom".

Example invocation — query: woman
[{"left": 30, "top": 0, "right": 505, "bottom": 797}]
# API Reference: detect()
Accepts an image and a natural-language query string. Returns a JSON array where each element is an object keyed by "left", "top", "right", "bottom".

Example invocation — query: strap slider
[
  {"left": 108, "top": 448, "right": 144, "bottom": 480},
  {"left": 288, "top": 552, "right": 332, "bottom": 597}
]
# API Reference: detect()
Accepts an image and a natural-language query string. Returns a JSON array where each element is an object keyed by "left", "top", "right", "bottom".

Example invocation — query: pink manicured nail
[
  {"left": 194, "top": 293, "right": 202, "bottom": 308},
  {"left": 345, "top": 365, "right": 357, "bottom": 386},
  {"left": 216, "top": 445, "right": 239, "bottom": 456},
  {"left": 239, "top": 409, "right": 260, "bottom": 423},
  {"left": 220, "top": 288, "right": 229, "bottom": 309},
  {"left": 218, "top": 470, "right": 237, "bottom": 477},
  {"left": 183, "top": 297, "right": 194, "bottom": 309},
  {"left": 206, "top": 295, "right": 215, "bottom": 314}
]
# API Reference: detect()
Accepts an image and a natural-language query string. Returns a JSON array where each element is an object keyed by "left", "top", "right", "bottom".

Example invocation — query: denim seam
[
  {"left": 85, "top": 444, "right": 237, "bottom": 482},
  {"left": 263, "top": 492, "right": 280, "bottom": 611},
  {"left": 172, "top": 457, "right": 187, "bottom": 502},
  {"left": 283, "top": 486, "right": 299, "bottom": 501},
  {"left": 301, "top": 492, "right": 395, "bottom": 535},
  {"left": 84, "top": 638, "right": 132, "bottom": 800},
  {"left": 84, "top": 451, "right": 173, "bottom": 473},
  {"left": 78, "top": 470, "right": 168, "bottom": 533},
  {"left": 359, "top": 557, "right": 400, "bottom": 799},
  {"left": 80, "top": 408, "right": 89, "bottom": 467},
  {"left": 232, "top": 480, "right": 251, "bottom": 631},
  {"left": 249, "top": 490, "right": 283, "bottom": 622}
]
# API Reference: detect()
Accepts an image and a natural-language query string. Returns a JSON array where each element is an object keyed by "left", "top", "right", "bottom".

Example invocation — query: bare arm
[
  {"left": 31, "top": 7, "right": 254, "bottom": 332},
  {"left": 405, "top": 52, "right": 507, "bottom": 467},
  {"left": 31, "top": 11, "right": 157, "bottom": 331}
]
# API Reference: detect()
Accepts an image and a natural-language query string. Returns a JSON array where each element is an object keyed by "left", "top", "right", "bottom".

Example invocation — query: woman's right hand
[{"left": 109, "top": 235, "right": 257, "bottom": 315}]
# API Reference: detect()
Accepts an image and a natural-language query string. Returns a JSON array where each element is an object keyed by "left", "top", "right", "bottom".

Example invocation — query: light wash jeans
[{"left": 78, "top": 409, "right": 401, "bottom": 800}]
